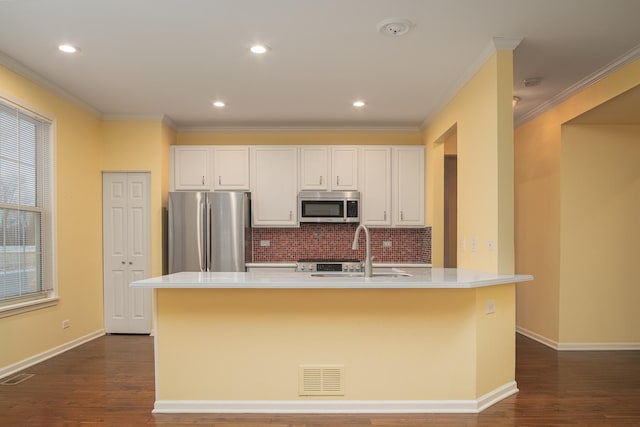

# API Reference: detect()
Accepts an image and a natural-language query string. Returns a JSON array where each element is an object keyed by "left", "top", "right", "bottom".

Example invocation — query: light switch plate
[{"left": 485, "top": 300, "right": 496, "bottom": 314}]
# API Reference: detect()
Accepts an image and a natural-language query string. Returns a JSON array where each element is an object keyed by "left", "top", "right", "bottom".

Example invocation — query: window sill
[{"left": 0, "top": 296, "right": 59, "bottom": 319}]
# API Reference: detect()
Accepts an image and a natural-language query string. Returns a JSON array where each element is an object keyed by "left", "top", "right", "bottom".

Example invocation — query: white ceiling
[{"left": 0, "top": 0, "right": 639, "bottom": 131}]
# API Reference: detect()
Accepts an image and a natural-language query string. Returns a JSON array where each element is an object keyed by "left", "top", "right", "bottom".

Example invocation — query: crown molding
[
  {"left": 177, "top": 125, "right": 422, "bottom": 134},
  {"left": 91, "top": 113, "right": 178, "bottom": 129},
  {"left": 515, "top": 43, "right": 640, "bottom": 127},
  {"left": 0, "top": 50, "right": 101, "bottom": 118},
  {"left": 420, "top": 36, "right": 523, "bottom": 130},
  {"left": 492, "top": 37, "right": 524, "bottom": 51}
]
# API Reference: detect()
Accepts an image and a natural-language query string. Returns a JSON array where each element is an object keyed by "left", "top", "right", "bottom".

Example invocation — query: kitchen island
[{"left": 132, "top": 268, "right": 532, "bottom": 414}]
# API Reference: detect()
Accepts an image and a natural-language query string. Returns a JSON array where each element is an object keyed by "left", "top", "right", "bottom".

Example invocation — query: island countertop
[{"left": 131, "top": 268, "right": 532, "bottom": 290}]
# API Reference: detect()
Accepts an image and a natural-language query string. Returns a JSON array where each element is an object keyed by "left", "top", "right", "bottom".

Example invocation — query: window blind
[{"left": 0, "top": 99, "right": 53, "bottom": 305}]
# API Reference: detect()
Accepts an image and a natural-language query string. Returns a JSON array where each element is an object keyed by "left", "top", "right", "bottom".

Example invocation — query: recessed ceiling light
[
  {"left": 353, "top": 101, "right": 366, "bottom": 108},
  {"left": 58, "top": 44, "right": 79, "bottom": 54},
  {"left": 212, "top": 101, "right": 226, "bottom": 108},
  {"left": 250, "top": 45, "right": 270, "bottom": 54}
]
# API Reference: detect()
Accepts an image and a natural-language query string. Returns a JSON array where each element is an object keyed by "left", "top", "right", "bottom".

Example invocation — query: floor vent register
[{"left": 0, "top": 373, "right": 34, "bottom": 386}]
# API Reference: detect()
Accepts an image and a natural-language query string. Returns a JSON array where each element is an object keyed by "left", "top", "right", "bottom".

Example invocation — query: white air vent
[
  {"left": 0, "top": 373, "right": 34, "bottom": 386},
  {"left": 299, "top": 365, "right": 344, "bottom": 396}
]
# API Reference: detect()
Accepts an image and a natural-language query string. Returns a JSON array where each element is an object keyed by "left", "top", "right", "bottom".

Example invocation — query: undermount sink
[{"left": 310, "top": 272, "right": 412, "bottom": 278}]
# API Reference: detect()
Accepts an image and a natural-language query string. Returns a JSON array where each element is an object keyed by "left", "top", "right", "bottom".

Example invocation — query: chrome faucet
[{"left": 352, "top": 224, "right": 373, "bottom": 277}]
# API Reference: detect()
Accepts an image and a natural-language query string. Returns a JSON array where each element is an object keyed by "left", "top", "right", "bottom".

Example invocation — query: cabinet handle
[
  {"left": 218, "top": 176, "right": 221, "bottom": 185},
  {"left": 384, "top": 211, "right": 387, "bottom": 221},
  {"left": 202, "top": 176, "right": 205, "bottom": 185},
  {"left": 401, "top": 211, "right": 404, "bottom": 220},
  {"left": 336, "top": 176, "right": 340, "bottom": 186},
  {"left": 289, "top": 211, "right": 293, "bottom": 220},
  {"left": 319, "top": 176, "right": 322, "bottom": 185},
  {"left": 129, "top": 261, "right": 133, "bottom": 265},
  {"left": 121, "top": 261, "right": 125, "bottom": 265}
]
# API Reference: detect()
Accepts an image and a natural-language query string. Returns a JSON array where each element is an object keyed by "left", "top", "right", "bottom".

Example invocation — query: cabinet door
[
  {"left": 213, "top": 146, "right": 250, "bottom": 190},
  {"left": 172, "top": 146, "right": 211, "bottom": 190},
  {"left": 250, "top": 147, "right": 298, "bottom": 226},
  {"left": 299, "top": 146, "right": 329, "bottom": 190},
  {"left": 394, "top": 147, "right": 425, "bottom": 226},
  {"left": 331, "top": 147, "right": 358, "bottom": 190},
  {"left": 361, "top": 147, "right": 391, "bottom": 226}
]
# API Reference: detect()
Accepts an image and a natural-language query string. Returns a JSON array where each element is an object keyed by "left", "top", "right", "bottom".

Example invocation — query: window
[{"left": 0, "top": 98, "right": 54, "bottom": 314}]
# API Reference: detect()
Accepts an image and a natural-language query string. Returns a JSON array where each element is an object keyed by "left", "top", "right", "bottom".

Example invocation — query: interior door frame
[{"left": 102, "top": 171, "right": 152, "bottom": 334}]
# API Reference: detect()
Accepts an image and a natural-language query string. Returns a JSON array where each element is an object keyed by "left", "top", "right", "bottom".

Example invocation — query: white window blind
[{"left": 0, "top": 99, "right": 53, "bottom": 307}]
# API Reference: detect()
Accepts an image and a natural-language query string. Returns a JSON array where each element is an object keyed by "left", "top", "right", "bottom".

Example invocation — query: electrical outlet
[
  {"left": 471, "top": 237, "right": 477, "bottom": 252},
  {"left": 62, "top": 320, "right": 70, "bottom": 329},
  {"left": 488, "top": 240, "right": 496, "bottom": 250},
  {"left": 382, "top": 241, "right": 392, "bottom": 248},
  {"left": 461, "top": 238, "right": 466, "bottom": 251},
  {"left": 485, "top": 300, "right": 496, "bottom": 315},
  {"left": 260, "top": 240, "right": 270, "bottom": 247}
]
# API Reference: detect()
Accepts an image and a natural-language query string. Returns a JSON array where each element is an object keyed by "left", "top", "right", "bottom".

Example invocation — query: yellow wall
[
  {"left": 0, "top": 65, "right": 104, "bottom": 368},
  {"left": 177, "top": 131, "right": 422, "bottom": 146},
  {"left": 156, "top": 286, "right": 514, "bottom": 401},
  {"left": 101, "top": 120, "right": 174, "bottom": 277},
  {"left": 0, "top": 63, "right": 175, "bottom": 371},
  {"left": 514, "top": 58, "right": 640, "bottom": 345},
  {"left": 424, "top": 49, "right": 515, "bottom": 274},
  {"left": 559, "top": 124, "right": 640, "bottom": 343}
]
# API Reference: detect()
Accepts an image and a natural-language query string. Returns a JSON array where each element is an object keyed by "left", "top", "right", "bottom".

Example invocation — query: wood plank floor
[{"left": 1, "top": 334, "right": 639, "bottom": 426}]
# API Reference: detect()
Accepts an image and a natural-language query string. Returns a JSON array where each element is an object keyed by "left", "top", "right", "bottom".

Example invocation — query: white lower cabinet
[
  {"left": 393, "top": 146, "right": 425, "bottom": 226},
  {"left": 361, "top": 147, "right": 392, "bottom": 226},
  {"left": 246, "top": 266, "right": 297, "bottom": 272},
  {"left": 250, "top": 146, "right": 298, "bottom": 227}
]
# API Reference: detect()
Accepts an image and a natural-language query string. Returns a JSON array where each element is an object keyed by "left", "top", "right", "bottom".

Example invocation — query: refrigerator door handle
[
  {"left": 198, "top": 198, "right": 206, "bottom": 272},
  {"left": 206, "top": 200, "right": 212, "bottom": 272}
]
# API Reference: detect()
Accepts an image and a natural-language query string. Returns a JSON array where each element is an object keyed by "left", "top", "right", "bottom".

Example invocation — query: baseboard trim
[
  {"left": 557, "top": 342, "right": 640, "bottom": 351},
  {"left": 153, "top": 381, "right": 518, "bottom": 414},
  {"left": 516, "top": 326, "right": 559, "bottom": 349},
  {"left": 0, "top": 329, "right": 105, "bottom": 380},
  {"left": 516, "top": 327, "right": 640, "bottom": 351}
]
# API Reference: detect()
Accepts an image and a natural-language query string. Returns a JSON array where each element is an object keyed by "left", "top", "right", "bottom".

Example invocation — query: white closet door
[{"left": 103, "top": 172, "right": 151, "bottom": 334}]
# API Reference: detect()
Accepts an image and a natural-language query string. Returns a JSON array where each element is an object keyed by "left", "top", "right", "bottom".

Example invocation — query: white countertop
[{"left": 131, "top": 268, "right": 532, "bottom": 290}]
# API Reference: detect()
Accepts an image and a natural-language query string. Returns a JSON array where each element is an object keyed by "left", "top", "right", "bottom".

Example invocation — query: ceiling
[{"left": 1, "top": 0, "right": 639, "bottom": 131}]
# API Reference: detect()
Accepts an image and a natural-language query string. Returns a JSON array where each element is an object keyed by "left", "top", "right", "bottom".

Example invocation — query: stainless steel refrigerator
[{"left": 168, "top": 191, "right": 252, "bottom": 273}]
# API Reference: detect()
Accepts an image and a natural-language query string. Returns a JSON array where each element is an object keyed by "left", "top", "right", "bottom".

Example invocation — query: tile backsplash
[{"left": 252, "top": 224, "right": 431, "bottom": 264}]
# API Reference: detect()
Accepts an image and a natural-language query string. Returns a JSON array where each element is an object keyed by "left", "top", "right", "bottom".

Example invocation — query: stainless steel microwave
[{"left": 298, "top": 191, "right": 360, "bottom": 223}]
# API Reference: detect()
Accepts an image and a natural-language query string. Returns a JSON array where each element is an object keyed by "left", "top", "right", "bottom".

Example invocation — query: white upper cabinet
[
  {"left": 393, "top": 146, "right": 425, "bottom": 227},
  {"left": 330, "top": 147, "right": 359, "bottom": 190},
  {"left": 171, "top": 146, "right": 211, "bottom": 190},
  {"left": 250, "top": 146, "right": 298, "bottom": 227},
  {"left": 212, "top": 146, "right": 250, "bottom": 190},
  {"left": 299, "top": 146, "right": 329, "bottom": 190},
  {"left": 170, "top": 144, "right": 425, "bottom": 228},
  {"left": 361, "top": 147, "right": 392, "bottom": 226}
]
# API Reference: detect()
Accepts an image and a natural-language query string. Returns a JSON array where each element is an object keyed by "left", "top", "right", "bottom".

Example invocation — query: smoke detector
[{"left": 377, "top": 18, "right": 413, "bottom": 36}]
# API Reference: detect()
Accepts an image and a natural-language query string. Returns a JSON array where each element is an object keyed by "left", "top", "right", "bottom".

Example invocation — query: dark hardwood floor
[{"left": 1, "top": 333, "right": 639, "bottom": 426}]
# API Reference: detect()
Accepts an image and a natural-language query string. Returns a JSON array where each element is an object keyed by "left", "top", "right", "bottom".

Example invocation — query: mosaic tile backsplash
[{"left": 252, "top": 224, "right": 431, "bottom": 264}]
